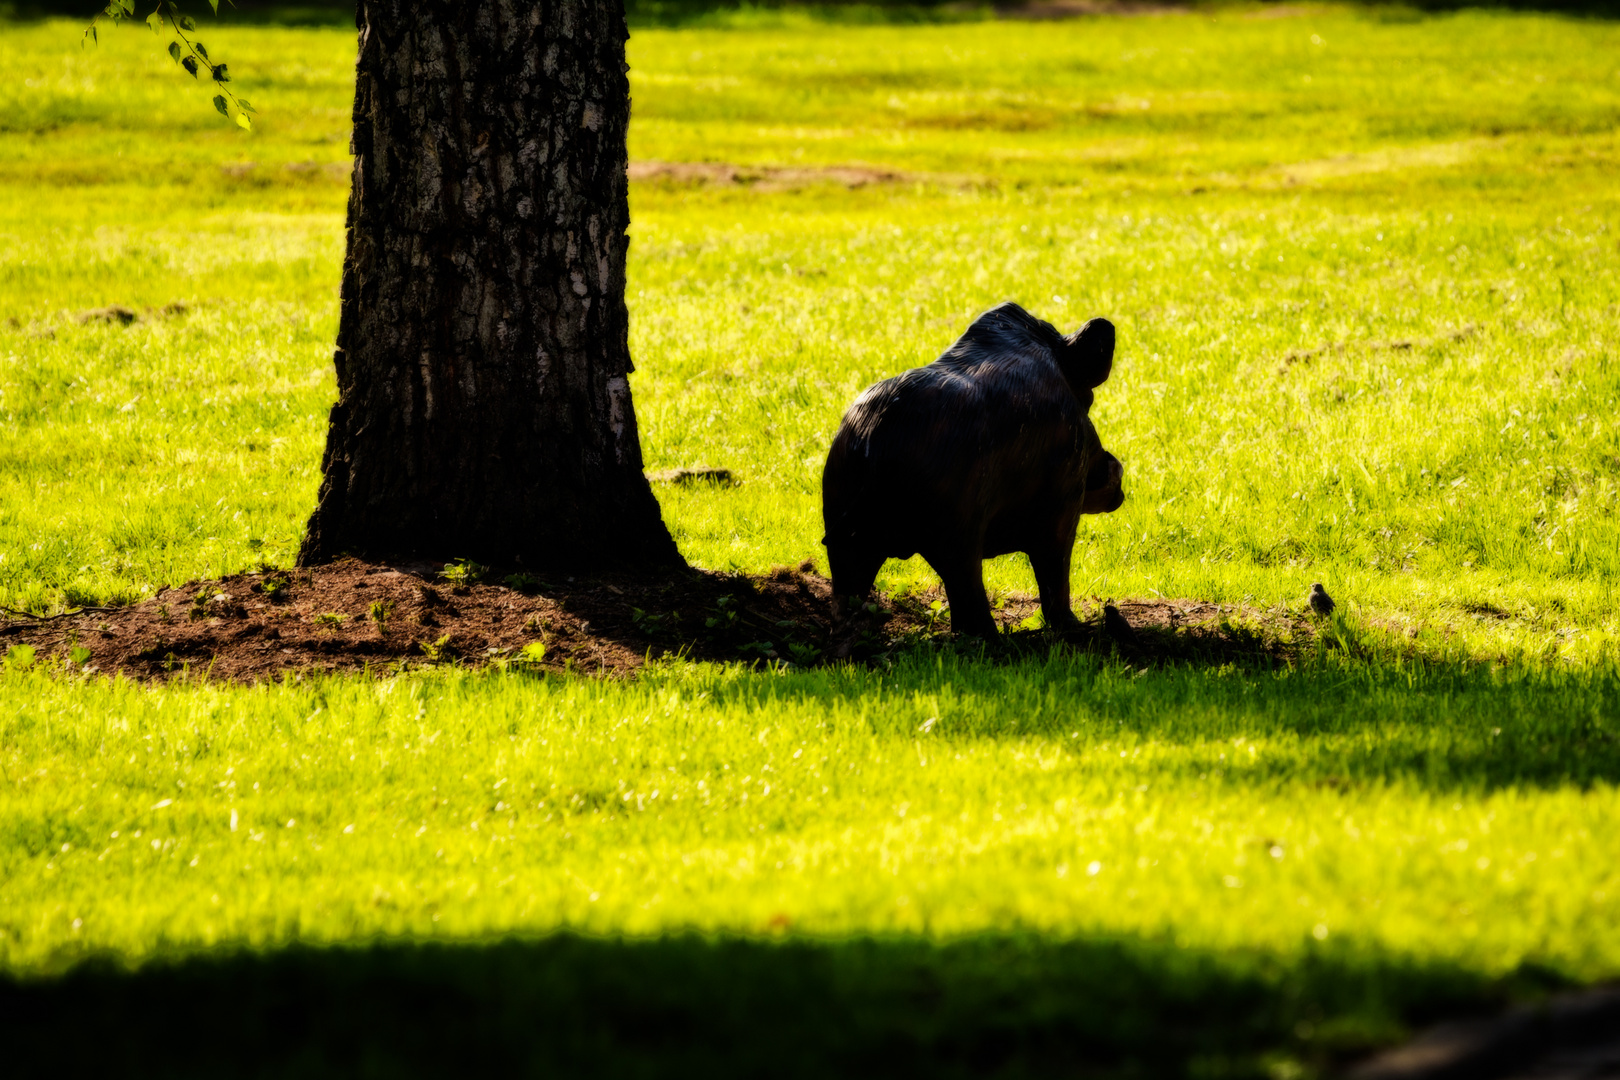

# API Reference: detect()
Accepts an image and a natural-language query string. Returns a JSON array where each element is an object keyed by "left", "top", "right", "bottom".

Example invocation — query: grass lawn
[{"left": 1, "top": 4, "right": 1619, "bottom": 1075}]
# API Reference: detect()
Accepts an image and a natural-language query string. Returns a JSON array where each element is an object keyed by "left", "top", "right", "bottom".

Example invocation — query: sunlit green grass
[{"left": 2, "top": 6, "right": 1620, "bottom": 1072}]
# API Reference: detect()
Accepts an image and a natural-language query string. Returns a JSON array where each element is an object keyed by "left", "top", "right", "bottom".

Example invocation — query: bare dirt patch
[
  {"left": 629, "top": 161, "right": 919, "bottom": 191},
  {"left": 1279, "top": 324, "right": 1479, "bottom": 372},
  {"left": 996, "top": 2, "right": 1322, "bottom": 19},
  {"left": 0, "top": 558, "right": 1312, "bottom": 683},
  {"left": 219, "top": 161, "right": 351, "bottom": 186},
  {"left": 996, "top": 0, "right": 1195, "bottom": 18},
  {"left": 73, "top": 302, "right": 188, "bottom": 327}
]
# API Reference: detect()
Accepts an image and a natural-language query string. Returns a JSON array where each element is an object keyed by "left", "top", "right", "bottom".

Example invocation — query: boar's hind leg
[
  {"left": 1029, "top": 523, "right": 1084, "bottom": 637},
  {"left": 926, "top": 545, "right": 999, "bottom": 641},
  {"left": 827, "top": 542, "right": 885, "bottom": 619}
]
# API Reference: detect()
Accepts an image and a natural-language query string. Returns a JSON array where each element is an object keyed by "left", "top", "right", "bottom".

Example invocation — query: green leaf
[
  {"left": 168, "top": 40, "right": 181, "bottom": 62},
  {"left": 179, "top": 14, "right": 196, "bottom": 30},
  {"left": 211, "top": 63, "right": 229, "bottom": 83},
  {"left": 234, "top": 112, "right": 252, "bottom": 131},
  {"left": 5, "top": 643, "right": 35, "bottom": 669},
  {"left": 195, "top": 42, "right": 209, "bottom": 62},
  {"left": 182, "top": 56, "right": 199, "bottom": 77},
  {"left": 213, "top": 93, "right": 228, "bottom": 117},
  {"left": 208, "top": 0, "right": 219, "bottom": 12},
  {"left": 236, "top": 98, "right": 256, "bottom": 113},
  {"left": 146, "top": 10, "right": 161, "bottom": 31},
  {"left": 69, "top": 646, "right": 92, "bottom": 665}
]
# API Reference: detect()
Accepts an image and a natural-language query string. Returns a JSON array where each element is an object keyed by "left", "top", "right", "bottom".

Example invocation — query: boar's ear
[{"left": 1061, "top": 317, "right": 1115, "bottom": 388}]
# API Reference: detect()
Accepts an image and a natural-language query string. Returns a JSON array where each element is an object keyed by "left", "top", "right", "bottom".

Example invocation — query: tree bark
[{"left": 299, "top": 0, "right": 683, "bottom": 571}]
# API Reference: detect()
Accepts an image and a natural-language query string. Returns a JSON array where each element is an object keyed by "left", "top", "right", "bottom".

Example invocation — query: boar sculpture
[{"left": 821, "top": 302, "right": 1124, "bottom": 641}]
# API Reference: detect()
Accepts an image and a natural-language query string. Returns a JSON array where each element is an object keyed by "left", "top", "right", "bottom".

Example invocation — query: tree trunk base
[{"left": 299, "top": 0, "right": 682, "bottom": 574}]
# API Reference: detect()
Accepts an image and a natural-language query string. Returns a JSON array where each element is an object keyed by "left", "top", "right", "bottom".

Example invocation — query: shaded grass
[{"left": 0, "top": 932, "right": 1556, "bottom": 1078}]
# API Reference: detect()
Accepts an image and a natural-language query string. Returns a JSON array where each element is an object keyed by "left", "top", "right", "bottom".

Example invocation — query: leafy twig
[{"left": 84, "top": 1, "right": 256, "bottom": 130}]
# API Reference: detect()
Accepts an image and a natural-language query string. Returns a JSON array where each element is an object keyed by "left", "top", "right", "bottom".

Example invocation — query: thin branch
[{"left": 83, "top": 1, "right": 255, "bottom": 129}]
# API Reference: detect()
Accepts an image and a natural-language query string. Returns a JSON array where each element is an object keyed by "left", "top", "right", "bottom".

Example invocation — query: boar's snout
[{"left": 1082, "top": 450, "right": 1124, "bottom": 514}]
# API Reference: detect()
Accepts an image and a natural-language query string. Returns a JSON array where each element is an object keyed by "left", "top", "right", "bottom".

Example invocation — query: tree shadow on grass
[
  {"left": 0, "top": 930, "right": 1569, "bottom": 1078},
  {"left": 679, "top": 637, "right": 1620, "bottom": 795}
]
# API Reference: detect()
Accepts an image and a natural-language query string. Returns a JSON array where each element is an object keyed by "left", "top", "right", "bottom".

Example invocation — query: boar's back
[{"left": 823, "top": 302, "right": 1104, "bottom": 555}]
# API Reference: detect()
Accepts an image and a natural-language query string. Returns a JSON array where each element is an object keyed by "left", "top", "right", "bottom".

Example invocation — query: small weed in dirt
[
  {"left": 503, "top": 573, "right": 545, "bottom": 593},
  {"left": 787, "top": 641, "right": 820, "bottom": 664},
  {"left": 258, "top": 575, "right": 290, "bottom": 601},
  {"left": 419, "top": 633, "right": 454, "bottom": 661},
  {"left": 440, "top": 560, "right": 485, "bottom": 587},
  {"left": 496, "top": 641, "right": 548, "bottom": 671},
  {"left": 632, "top": 607, "right": 681, "bottom": 637},
  {"left": 188, "top": 589, "right": 217, "bottom": 622},
  {"left": 5, "top": 644, "right": 35, "bottom": 669},
  {"left": 706, "top": 596, "right": 740, "bottom": 630},
  {"left": 313, "top": 613, "right": 347, "bottom": 631},
  {"left": 368, "top": 600, "right": 393, "bottom": 636}
]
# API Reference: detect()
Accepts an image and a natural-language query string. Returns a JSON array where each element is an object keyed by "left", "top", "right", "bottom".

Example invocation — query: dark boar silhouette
[{"left": 821, "top": 302, "right": 1123, "bottom": 641}]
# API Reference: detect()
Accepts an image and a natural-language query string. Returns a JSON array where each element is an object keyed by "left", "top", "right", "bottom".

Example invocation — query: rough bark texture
[{"left": 300, "top": 0, "right": 682, "bottom": 570}]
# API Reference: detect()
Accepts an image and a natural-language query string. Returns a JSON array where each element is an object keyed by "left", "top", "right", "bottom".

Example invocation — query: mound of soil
[{"left": 0, "top": 558, "right": 1312, "bottom": 683}]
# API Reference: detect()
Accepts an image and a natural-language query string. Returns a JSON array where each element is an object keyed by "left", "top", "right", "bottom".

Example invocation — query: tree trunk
[{"left": 299, "top": 0, "right": 683, "bottom": 571}]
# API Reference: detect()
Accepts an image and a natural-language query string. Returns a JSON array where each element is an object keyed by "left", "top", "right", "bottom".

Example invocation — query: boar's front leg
[
  {"left": 827, "top": 541, "right": 885, "bottom": 621},
  {"left": 826, "top": 541, "right": 886, "bottom": 659},
  {"left": 1029, "top": 516, "right": 1085, "bottom": 637},
  {"left": 924, "top": 542, "right": 999, "bottom": 641}
]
